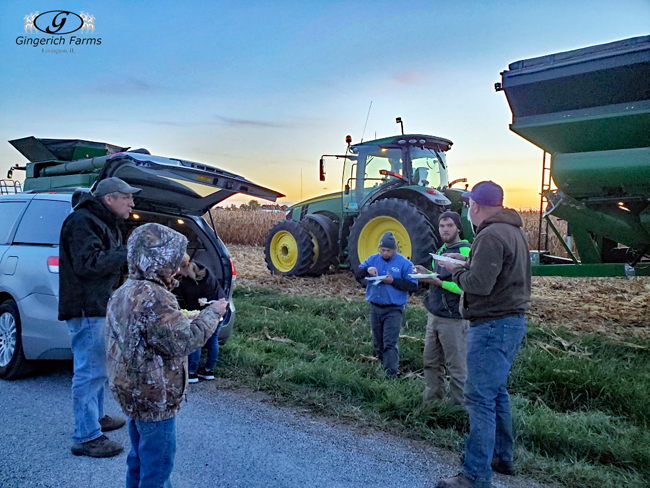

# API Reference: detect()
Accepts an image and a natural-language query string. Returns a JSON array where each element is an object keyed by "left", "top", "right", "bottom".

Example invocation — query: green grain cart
[
  {"left": 264, "top": 132, "right": 470, "bottom": 276},
  {"left": 498, "top": 35, "right": 650, "bottom": 277}
]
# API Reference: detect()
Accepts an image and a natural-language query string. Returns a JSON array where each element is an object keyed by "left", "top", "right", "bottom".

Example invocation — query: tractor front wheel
[
  {"left": 264, "top": 220, "right": 315, "bottom": 276},
  {"left": 348, "top": 199, "right": 438, "bottom": 274}
]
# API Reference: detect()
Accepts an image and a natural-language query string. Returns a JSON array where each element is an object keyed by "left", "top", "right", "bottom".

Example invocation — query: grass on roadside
[{"left": 217, "top": 288, "right": 650, "bottom": 488}]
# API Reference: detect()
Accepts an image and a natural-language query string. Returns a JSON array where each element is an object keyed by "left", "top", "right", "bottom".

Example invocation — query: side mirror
[
  {"left": 319, "top": 158, "right": 326, "bottom": 182},
  {"left": 344, "top": 184, "right": 350, "bottom": 195}
]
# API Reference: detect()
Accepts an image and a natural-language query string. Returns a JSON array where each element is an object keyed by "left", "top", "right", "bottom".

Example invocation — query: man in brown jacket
[
  {"left": 106, "top": 223, "right": 227, "bottom": 488},
  {"left": 434, "top": 181, "right": 531, "bottom": 488}
]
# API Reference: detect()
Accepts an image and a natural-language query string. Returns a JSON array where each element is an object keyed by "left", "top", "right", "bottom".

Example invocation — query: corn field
[
  {"left": 208, "top": 208, "right": 285, "bottom": 246},
  {"left": 208, "top": 208, "right": 574, "bottom": 257},
  {"left": 519, "top": 209, "right": 573, "bottom": 257}
]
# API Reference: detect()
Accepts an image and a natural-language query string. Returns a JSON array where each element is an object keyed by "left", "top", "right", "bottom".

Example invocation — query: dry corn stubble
[{"left": 229, "top": 244, "right": 650, "bottom": 340}]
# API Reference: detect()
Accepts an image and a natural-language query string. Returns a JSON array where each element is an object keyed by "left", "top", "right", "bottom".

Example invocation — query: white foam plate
[
  {"left": 409, "top": 273, "right": 438, "bottom": 279},
  {"left": 365, "top": 275, "right": 388, "bottom": 281},
  {"left": 430, "top": 253, "right": 466, "bottom": 265}
]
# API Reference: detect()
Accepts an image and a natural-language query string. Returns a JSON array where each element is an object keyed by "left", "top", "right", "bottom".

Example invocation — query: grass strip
[{"left": 216, "top": 288, "right": 650, "bottom": 487}]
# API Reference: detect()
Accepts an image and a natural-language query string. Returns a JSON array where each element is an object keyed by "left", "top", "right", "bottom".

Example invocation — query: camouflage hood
[
  {"left": 107, "top": 224, "right": 220, "bottom": 422},
  {"left": 128, "top": 223, "right": 188, "bottom": 289}
]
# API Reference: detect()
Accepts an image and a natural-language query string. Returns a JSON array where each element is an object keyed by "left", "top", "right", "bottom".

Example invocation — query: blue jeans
[
  {"left": 188, "top": 322, "right": 222, "bottom": 374},
  {"left": 67, "top": 316, "right": 107, "bottom": 444},
  {"left": 127, "top": 417, "right": 176, "bottom": 488},
  {"left": 369, "top": 304, "right": 403, "bottom": 377},
  {"left": 462, "top": 314, "right": 527, "bottom": 485}
]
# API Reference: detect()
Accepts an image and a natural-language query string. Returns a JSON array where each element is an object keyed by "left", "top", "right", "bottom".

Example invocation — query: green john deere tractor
[{"left": 264, "top": 131, "right": 470, "bottom": 276}]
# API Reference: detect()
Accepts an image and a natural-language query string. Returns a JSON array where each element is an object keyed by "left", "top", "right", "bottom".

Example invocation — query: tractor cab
[{"left": 340, "top": 134, "right": 452, "bottom": 212}]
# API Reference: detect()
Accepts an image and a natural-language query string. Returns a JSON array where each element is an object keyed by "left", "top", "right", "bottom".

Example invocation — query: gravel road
[{"left": 0, "top": 363, "right": 542, "bottom": 488}]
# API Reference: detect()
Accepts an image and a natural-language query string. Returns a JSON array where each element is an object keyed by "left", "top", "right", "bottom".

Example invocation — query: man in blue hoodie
[{"left": 355, "top": 231, "right": 418, "bottom": 378}]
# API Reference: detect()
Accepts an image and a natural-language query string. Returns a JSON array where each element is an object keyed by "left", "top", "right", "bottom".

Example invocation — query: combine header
[{"left": 497, "top": 35, "right": 650, "bottom": 276}]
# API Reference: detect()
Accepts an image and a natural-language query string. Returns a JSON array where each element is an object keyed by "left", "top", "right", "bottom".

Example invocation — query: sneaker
[
  {"left": 197, "top": 367, "right": 215, "bottom": 380},
  {"left": 71, "top": 435, "right": 123, "bottom": 458},
  {"left": 99, "top": 415, "right": 126, "bottom": 432},
  {"left": 434, "top": 473, "right": 490, "bottom": 488},
  {"left": 188, "top": 373, "right": 199, "bottom": 383}
]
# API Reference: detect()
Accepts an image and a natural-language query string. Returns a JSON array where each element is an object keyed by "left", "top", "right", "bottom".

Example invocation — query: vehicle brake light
[
  {"left": 47, "top": 256, "right": 59, "bottom": 273},
  {"left": 230, "top": 258, "right": 237, "bottom": 277}
]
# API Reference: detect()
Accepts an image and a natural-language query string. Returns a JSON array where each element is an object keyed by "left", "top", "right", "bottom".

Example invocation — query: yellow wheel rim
[
  {"left": 269, "top": 231, "right": 299, "bottom": 272},
  {"left": 357, "top": 217, "right": 412, "bottom": 263}
]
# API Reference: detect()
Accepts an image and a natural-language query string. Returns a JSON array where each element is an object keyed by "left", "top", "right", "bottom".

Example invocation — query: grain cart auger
[
  {"left": 497, "top": 35, "right": 650, "bottom": 277},
  {"left": 264, "top": 130, "right": 470, "bottom": 277}
]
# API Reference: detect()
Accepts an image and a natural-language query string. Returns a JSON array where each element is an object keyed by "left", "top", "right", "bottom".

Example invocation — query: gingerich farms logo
[{"left": 16, "top": 10, "right": 102, "bottom": 53}]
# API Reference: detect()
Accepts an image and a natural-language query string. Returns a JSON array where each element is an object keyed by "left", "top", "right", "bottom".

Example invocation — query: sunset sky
[{"left": 1, "top": 1, "right": 648, "bottom": 208}]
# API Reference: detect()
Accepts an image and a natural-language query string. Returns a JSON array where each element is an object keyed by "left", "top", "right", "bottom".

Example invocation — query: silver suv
[{"left": 0, "top": 146, "right": 282, "bottom": 379}]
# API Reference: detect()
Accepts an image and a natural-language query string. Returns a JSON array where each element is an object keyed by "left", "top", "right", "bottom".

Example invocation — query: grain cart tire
[
  {"left": 0, "top": 299, "right": 34, "bottom": 380},
  {"left": 264, "top": 220, "right": 315, "bottom": 276},
  {"left": 348, "top": 198, "right": 437, "bottom": 277},
  {"left": 302, "top": 215, "right": 338, "bottom": 275}
]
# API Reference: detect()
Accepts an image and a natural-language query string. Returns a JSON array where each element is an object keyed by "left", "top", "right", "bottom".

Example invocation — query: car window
[
  {"left": 0, "top": 201, "right": 28, "bottom": 244},
  {"left": 13, "top": 200, "right": 72, "bottom": 245}
]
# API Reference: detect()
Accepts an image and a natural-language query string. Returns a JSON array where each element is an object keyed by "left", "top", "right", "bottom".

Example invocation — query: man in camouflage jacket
[{"left": 106, "top": 223, "right": 227, "bottom": 488}]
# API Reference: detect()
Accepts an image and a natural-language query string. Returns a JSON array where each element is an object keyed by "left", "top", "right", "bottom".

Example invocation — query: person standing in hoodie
[
  {"left": 434, "top": 181, "right": 531, "bottom": 488},
  {"left": 355, "top": 231, "right": 418, "bottom": 378},
  {"left": 175, "top": 253, "right": 227, "bottom": 383},
  {"left": 106, "top": 223, "right": 227, "bottom": 488},
  {"left": 412, "top": 211, "right": 471, "bottom": 405},
  {"left": 59, "top": 177, "right": 141, "bottom": 458}
]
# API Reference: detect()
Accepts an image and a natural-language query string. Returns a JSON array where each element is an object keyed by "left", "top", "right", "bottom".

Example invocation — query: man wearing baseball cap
[
  {"left": 434, "top": 181, "right": 531, "bottom": 488},
  {"left": 59, "top": 177, "right": 141, "bottom": 457}
]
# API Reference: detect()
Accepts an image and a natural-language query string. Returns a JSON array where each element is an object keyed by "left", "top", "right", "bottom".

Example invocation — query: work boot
[
  {"left": 99, "top": 415, "right": 126, "bottom": 432},
  {"left": 460, "top": 452, "right": 514, "bottom": 476},
  {"left": 491, "top": 457, "right": 515, "bottom": 475},
  {"left": 434, "top": 473, "right": 491, "bottom": 488},
  {"left": 71, "top": 435, "right": 124, "bottom": 458}
]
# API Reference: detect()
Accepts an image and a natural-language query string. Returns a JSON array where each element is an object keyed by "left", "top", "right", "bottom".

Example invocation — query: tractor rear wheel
[
  {"left": 264, "top": 220, "right": 315, "bottom": 276},
  {"left": 348, "top": 198, "right": 438, "bottom": 274},
  {"left": 301, "top": 217, "right": 337, "bottom": 276}
]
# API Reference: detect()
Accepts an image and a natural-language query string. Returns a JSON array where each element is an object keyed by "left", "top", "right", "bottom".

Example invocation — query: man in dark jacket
[
  {"left": 59, "top": 177, "right": 141, "bottom": 458},
  {"left": 435, "top": 181, "right": 531, "bottom": 488},
  {"left": 413, "top": 211, "right": 470, "bottom": 405}
]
